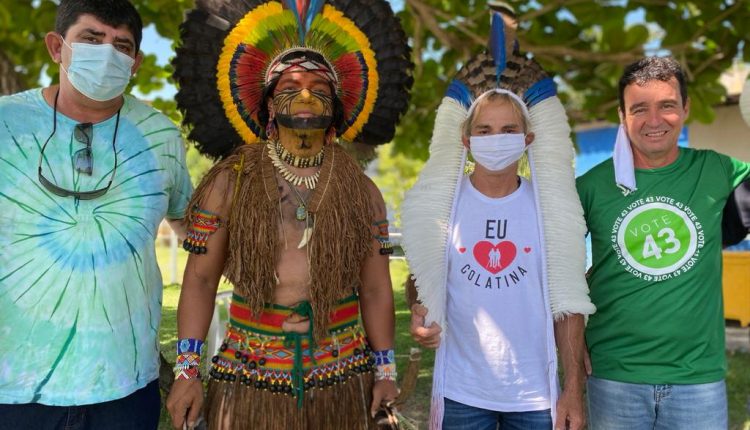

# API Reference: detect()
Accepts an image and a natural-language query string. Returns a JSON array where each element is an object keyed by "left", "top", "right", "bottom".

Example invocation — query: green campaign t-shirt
[{"left": 577, "top": 148, "right": 750, "bottom": 384}]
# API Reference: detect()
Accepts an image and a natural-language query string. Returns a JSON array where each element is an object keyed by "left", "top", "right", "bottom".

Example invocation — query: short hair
[
  {"left": 618, "top": 56, "right": 688, "bottom": 114},
  {"left": 55, "top": 0, "right": 143, "bottom": 52},
  {"left": 461, "top": 92, "right": 531, "bottom": 138}
]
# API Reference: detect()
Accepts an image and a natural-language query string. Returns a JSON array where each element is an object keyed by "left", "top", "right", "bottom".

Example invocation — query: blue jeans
[
  {"left": 587, "top": 376, "right": 727, "bottom": 430},
  {"left": 0, "top": 379, "right": 160, "bottom": 430},
  {"left": 443, "top": 397, "right": 552, "bottom": 430}
]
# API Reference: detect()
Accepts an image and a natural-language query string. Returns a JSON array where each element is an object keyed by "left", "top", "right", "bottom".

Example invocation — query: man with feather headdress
[
  {"left": 402, "top": 4, "right": 594, "bottom": 430},
  {"left": 165, "top": 1, "right": 412, "bottom": 429}
]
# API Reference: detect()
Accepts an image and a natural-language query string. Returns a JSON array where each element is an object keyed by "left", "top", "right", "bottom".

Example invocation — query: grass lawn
[{"left": 155, "top": 242, "right": 750, "bottom": 429}]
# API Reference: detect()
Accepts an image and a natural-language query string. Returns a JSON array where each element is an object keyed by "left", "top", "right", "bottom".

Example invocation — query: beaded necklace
[
  {"left": 267, "top": 142, "right": 320, "bottom": 189},
  {"left": 274, "top": 140, "right": 325, "bottom": 168}
]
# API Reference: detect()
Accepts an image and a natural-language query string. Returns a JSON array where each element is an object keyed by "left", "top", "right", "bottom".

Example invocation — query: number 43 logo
[
  {"left": 642, "top": 228, "right": 680, "bottom": 260},
  {"left": 617, "top": 203, "right": 698, "bottom": 276}
]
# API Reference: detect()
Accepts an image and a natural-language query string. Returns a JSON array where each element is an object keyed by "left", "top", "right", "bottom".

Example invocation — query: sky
[{"left": 134, "top": 24, "right": 175, "bottom": 99}]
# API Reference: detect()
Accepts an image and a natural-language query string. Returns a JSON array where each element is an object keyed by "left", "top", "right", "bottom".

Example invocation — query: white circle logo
[{"left": 616, "top": 202, "right": 698, "bottom": 276}]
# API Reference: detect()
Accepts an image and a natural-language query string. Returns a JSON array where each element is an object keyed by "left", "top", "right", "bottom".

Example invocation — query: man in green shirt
[{"left": 577, "top": 56, "right": 750, "bottom": 429}]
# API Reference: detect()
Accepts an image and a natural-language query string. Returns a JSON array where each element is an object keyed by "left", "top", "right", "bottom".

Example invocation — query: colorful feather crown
[{"left": 173, "top": 0, "right": 414, "bottom": 159}]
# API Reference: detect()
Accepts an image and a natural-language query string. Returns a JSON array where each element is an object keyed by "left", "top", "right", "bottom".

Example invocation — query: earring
[
  {"left": 325, "top": 126, "right": 336, "bottom": 145},
  {"left": 266, "top": 120, "right": 278, "bottom": 141}
]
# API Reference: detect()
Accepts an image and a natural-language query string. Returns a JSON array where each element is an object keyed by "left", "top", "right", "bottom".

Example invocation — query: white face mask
[
  {"left": 469, "top": 133, "right": 527, "bottom": 172},
  {"left": 61, "top": 39, "right": 135, "bottom": 101}
]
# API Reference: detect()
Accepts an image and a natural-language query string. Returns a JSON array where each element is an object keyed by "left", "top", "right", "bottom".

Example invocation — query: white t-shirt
[{"left": 443, "top": 176, "right": 551, "bottom": 412}]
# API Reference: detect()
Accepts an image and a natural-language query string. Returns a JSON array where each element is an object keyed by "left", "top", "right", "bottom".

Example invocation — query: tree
[
  {"left": 3, "top": 0, "right": 748, "bottom": 162},
  {"left": 392, "top": 0, "right": 750, "bottom": 160}
]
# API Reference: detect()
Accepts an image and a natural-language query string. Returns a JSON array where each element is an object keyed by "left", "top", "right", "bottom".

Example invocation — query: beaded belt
[{"left": 208, "top": 294, "right": 374, "bottom": 408}]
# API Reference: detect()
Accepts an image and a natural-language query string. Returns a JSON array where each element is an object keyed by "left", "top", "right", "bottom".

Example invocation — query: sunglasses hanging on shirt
[{"left": 37, "top": 89, "right": 120, "bottom": 200}]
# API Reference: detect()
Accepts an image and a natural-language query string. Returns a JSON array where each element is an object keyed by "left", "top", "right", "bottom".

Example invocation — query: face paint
[
  {"left": 273, "top": 88, "right": 333, "bottom": 128},
  {"left": 272, "top": 88, "right": 334, "bottom": 159}
]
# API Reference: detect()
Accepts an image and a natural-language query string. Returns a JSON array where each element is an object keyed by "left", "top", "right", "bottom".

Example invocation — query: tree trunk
[{"left": 0, "top": 49, "right": 27, "bottom": 95}]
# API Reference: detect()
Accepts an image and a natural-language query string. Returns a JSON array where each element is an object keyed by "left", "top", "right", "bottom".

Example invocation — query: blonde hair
[{"left": 461, "top": 91, "right": 531, "bottom": 138}]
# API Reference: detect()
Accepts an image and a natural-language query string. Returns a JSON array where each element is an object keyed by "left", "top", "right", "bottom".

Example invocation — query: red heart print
[
  {"left": 458, "top": 247, "right": 466, "bottom": 254},
  {"left": 524, "top": 247, "right": 531, "bottom": 253},
  {"left": 473, "top": 241, "right": 517, "bottom": 274}
]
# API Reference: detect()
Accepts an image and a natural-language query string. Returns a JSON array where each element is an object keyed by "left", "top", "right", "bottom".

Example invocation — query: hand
[
  {"left": 409, "top": 303, "right": 442, "bottom": 349},
  {"left": 370, "top": 379, "right": 399, "bottom": 418},
  {"left": 282, "top": 313, "right": 311, "bottom": 334},
  {"left": 555, "top": 386, "right": 586, "bottom": 430},
  {"left": 166, "top": 378, "right": 204, "bottom": 429}
]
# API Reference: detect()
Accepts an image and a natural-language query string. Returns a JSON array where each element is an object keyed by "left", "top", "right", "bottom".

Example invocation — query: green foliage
[
  {"left": 2, "top": 0, "right": 748, "bottom": 164},
  {"left": 371, "top": 145, "right": 425, "bottom": 228},
  {"left": 395, "top": 0, "right": 750, "bottom": 152},
  {"left": 726, "top": 349, "right": 750, "bottom": 429},
  {"left": 0, "top": 1, "right": 57, "bottom": 86},
  {"left": 185, "top": 144, "right": 215, "bottom": 187}
]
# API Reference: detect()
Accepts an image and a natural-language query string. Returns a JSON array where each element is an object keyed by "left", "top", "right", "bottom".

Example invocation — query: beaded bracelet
[
  {"left": 177, "top": 338, "right": 205, "bottom": 355},
  {"left": 174, "top": 352, "right": 202, "bottom": 381},
  {"left": 374, "top": 363, "right": 397, "bottom": 382},
  {"left": 373, "top": 349, "right": 395, "bottom": 366},
  {"left": 175, "top": 366, "right": 201, "bottom": 381}
]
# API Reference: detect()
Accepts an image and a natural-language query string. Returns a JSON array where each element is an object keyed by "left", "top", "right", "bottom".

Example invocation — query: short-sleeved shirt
[
  {"left": 444, "top": 177, "right": 551, "bottom": 412},
  {"left": 577, "top": 148, "right": 750, "bottom": 384},
  {"left": 0, "top": 89, "right": 193, "bottom": 405}
]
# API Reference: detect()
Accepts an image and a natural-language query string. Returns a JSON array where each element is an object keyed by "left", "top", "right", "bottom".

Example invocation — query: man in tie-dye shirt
[{"left": 0, "top": 1, "right": 192, "bottom": 428}]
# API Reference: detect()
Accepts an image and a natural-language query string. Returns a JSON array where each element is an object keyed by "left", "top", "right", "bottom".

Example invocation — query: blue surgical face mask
[
  {"left": 60, "top": 38, "right": 135, "bottom": 102},
  {"left": 469, "top": 133, "right": 527, "bottom": 172}
]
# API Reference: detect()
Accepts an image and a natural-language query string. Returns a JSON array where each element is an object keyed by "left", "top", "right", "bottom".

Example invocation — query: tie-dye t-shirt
[{"left": 0, "top": 89, "right": 193, "bottom": 405}]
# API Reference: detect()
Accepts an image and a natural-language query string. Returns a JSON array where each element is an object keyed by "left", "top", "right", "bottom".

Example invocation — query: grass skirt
[{"left": 205, "top": 294, "right": 377, "bottom": 429}]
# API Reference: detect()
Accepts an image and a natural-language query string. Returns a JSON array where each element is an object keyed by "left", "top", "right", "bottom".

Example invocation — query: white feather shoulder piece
[
  {"left": 528, "top": 97, "right": 596, "bottom": 318},
  {"left": 401, "top": 98, "right": 467, "bottom": 329}
]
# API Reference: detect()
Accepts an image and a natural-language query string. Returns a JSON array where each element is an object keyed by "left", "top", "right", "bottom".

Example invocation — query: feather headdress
[
  {"left": 402, "top": 5, "right": 594, "bottom": 328},
  {"left": 173, "top": 0, "right": 413, "bottom": 159},
  {"left": 401, "top": 6, "right": 595, "bottom": 428}
]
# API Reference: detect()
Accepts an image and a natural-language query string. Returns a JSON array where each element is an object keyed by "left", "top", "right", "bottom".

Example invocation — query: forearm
[
  {"left": 359, "top": 182, "right": 396, "bottom": 353},
  {"left": 554, "top": 314, "right": 586, "bottom": 392},
  {"left": 177, "top": 264, "right": 221, "bottom": 342},
  {"left": 359, "top": 282, "right": 395, "bottom": 352}
]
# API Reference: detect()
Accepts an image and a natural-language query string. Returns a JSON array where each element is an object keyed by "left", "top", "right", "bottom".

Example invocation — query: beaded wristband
[
  {"left": 175, "top": 366, "right": 201, "bottom": 381},
  {"left": 374, "top": 363, "right": 397, "bottom": 382},
  {"left": 175, "top": 352, "right": 201, "bottom": 368},
  {"left": 176, "top": 338, "right": 205, "bottom": 355},
  {"left": 373, "top": 349, "right": 395, "bottom": 366},
  {"left": 174, "top": 352, "right": 202, "bottom": 381}
]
